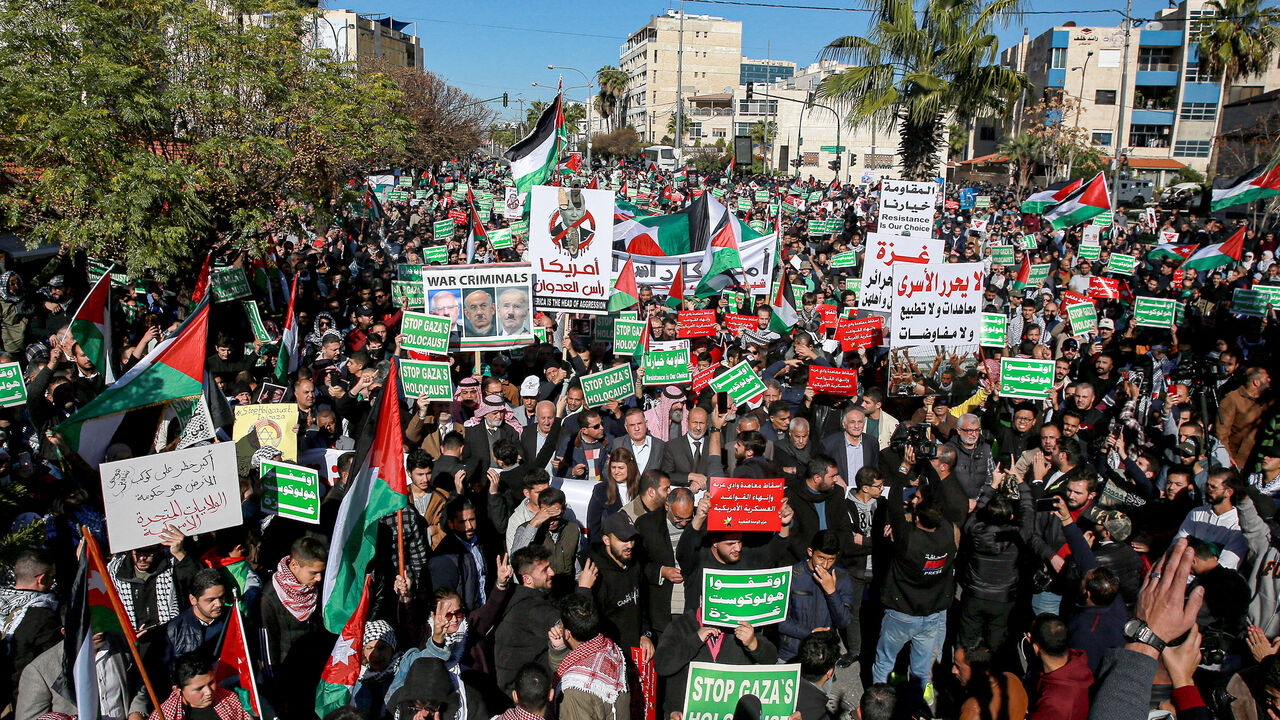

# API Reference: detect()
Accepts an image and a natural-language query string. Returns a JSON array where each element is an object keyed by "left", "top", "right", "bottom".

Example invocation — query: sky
[{"left": 333, "top": 0, "right": 1179, "bottom": 123}]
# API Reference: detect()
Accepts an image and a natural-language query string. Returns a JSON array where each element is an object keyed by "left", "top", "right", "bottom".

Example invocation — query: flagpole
[
  {"left": 395, "top": 509, "right": 406, "bottom": 580},
  {"left": 81, "top": 526, "right": 164, "bottom": 713}
]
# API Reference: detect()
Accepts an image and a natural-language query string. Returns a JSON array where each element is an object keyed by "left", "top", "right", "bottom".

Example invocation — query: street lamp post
[
  {"left": 550, "top": 65, "right": 594, "bottom": 169},
  {"left": 1066, "top": 50, "right": 1094, "bottom": 179}
]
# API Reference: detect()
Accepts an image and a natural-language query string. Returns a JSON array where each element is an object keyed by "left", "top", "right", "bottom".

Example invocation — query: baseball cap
[
  {"left": 1094, "top": 510, "right": 1133, "bottom": 542},
  {"left": 520, "top": 375, "right": 541, "bottom": 397},
  {"left": 356, "top": 303, "right": 375, "bottom": 316},
  {"left": 1098, "top": 318, "right": 1115, "bottom": 330},
  {"left": 46, "top": 275, "right": 66, "bottom": 288},
  {"left": 1062, "top": 338, "right": 1079, "bottom": 352},
  {"left": 601, "top": 512, "right": 640, "bottom": 541}
]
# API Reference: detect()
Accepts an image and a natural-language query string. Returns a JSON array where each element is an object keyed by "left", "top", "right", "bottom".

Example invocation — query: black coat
[
  {"left": 636, "top": 509, "right": 682, "bottom": 634},
  {"left": 660, "top": 433, "right": 722, "bottom": 486},
  {"left": 492, "top": 585, "right": 564, "bottom": 692},
  {"left": 520, "top": 420, "right": 562, "bottom": 472},
  {"left": 653, "top": 611, "right": 778, "bottom": 716},
  {"left": 821, "top": 432, "right": 879, "bottom": 485},
  {"left": 462, "top": 423, "right": 520, "bottom": 475}
]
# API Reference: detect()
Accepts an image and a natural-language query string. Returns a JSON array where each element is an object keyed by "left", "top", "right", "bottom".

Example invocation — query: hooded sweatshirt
[{"left": 1028, "top": 649, "right": 1094, "bottom": 720}]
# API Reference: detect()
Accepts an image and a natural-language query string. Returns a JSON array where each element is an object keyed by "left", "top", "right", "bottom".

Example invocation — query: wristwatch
[{"left": 1122, "top": 618, "right": 1167, "bottom": 653}]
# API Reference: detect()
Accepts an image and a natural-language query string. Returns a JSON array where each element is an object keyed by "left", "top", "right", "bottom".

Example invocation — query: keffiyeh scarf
[
  {"left": 554, "top": 634, "right": 628, "bottom": 706},
  {"left": 272, "top": 556, "right": 317, "bottom": 621}
]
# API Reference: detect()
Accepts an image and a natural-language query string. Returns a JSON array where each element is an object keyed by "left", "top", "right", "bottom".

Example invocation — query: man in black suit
[
  {"left": 609, "top": 408, "right": 667, "bottom": 475},
  {"left": 463, "top": 394, "right": 521, "bottom": 475},
  {"left": 520, "top": 400, "right": 561, "bottom": 475},
  {"left": 661, "top": 406, "right": 722, "bottom": 491},
  {"left": 432, "top": 431, "right": 479, "bottom": 494},
  {"left": 635, "top": 487, "right": 696, "bottom": 639},
  {"left": 822, "top": 406, "right": 878, "bottom": 484}
]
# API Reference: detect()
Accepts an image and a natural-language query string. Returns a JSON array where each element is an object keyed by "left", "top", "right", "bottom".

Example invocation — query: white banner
[
  {"left": 890, "top": 262, "right": 985, "bottom": 347},
  {"left": 529, "top": 186, "right": 615, "bottom": 314},
  {"left": 421, "top": 263, "right": 534, "bottom": 351},
  {"left": 859, "top": 233, "right": 945, "bottom": 314},
  {"left": 100, "top": 443, "right": 241, "bottom": 554},
  {"left": 878, "top": 179, "right": 937, "bottom": 238},
  {"left": 611, "top": 232, "right": 777, "bottom": 297}
]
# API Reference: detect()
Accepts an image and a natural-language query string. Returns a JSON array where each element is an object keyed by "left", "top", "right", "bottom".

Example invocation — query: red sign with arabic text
[
  {"left": 817, "top": 303, "right": 838, "bottom": 332},
  {"left": 1062, "top": 290, "right": 1093, "bottom": 307},
  {"left": 691, "top": 365, "right": 717, "bottom": 393},
  {"left": 448, "top": 209, "right": 466, "bottom": 225},
  {"left": 1089, "top": 276, "right": 1121, "bottom": 299},
  {"left": 708, "top": 476, "right": 785, "bottom": 531},
  {"left": 837, "top": 316, "right": 883, "bottom": 351},
  {"left": 677, "top": 310, "right": 717, "bottom": 338},
  {"left": 808, "top": 366, "right": 859, "bottom": 396},
  {"left": 723, "top": 313, "right": 759, "bottom": 336}
]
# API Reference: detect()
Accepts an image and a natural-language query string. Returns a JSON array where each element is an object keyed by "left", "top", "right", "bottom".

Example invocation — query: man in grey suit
[
  {"left": 610, "top": 407, "right": 666, "bottom": 474},
  {"left": 661, "top": 406, "right": 722, "bottom": 491}
]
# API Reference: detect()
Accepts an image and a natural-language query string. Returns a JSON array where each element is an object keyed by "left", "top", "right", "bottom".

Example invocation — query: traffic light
[
  {"left": 828, "top": 157, "right": 841, "bottom": 171},
  {"left": 745, "top": 83, "right": 754, "bottom": 102},
  {"left": 791, "top": 158, "right": 802, "bottom": 168},
  {"left": 502, "top": 92, "right": 509, "bottom": 108}
]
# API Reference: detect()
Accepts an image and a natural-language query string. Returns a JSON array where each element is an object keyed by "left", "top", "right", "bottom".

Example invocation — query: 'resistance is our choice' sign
[
  {"left": 707, "top": 476, "right": 784, "bottom": 531},
  {"left": 421, "top": 264, "right": 534, "bottom": 351}
]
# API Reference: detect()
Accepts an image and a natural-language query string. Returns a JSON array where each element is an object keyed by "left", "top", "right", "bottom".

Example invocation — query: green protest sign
[
  {"left": 387, "top": 190, "right": 408, "bottom": 202},
  {"left": 1024, "top": 263, "right": 1053, "bottom": 288},
  {"left": 490, "top": 227, "right": 512, "bottom": 249},
  {"left": 1232, "top": 288, "right": 1269, "bottom": 317},
  {"left": 399, "top": 360, "right": 453, "bottom": 400},
  {"left": 642, "top": 349, "right": 690, "bottom": 386},
  {"left": 1066, "top": 302, "right": 1097, "bottom": 335},
  {"left": 829, "top": 251, "right": 857, "bottom": 269},
  {"left": 433, "top": 219, "right": 454, "bottom": 242},
  {"left": 87, "top": 258, "right": 129, "bottom": 287},
  {"left": 424, "top": 246, "right": 448, "bottom": 264},
  {"left": 975, "top": 195, "right": 991, "bottom": 208},
  {"left": 1020, "top": 234, "right": 1038, "bottom": 250},
  {"left": 260, "top": 460, "right": 320, "bottom": 524},
  {"left": 509, "top": 219, "right": 530, "bottom": 237},
  {"left": 1134, "top": 297, "right": 1180, "bottom": 329},
  {"left": 754, "top": 190, "right": 769, "bottom": 203},
  {"left": 1092, "top": 211, "right": 1114, "bottom": 227},
  {"left": 748, "top": 220, "right": 766, "bottom": 234},
  {"left": 400, "top": 311, "right": 452, "bottom": 354},
  {"left": 398, "top": 264, "right": 424, "bottom": 282},
  {"left": 845, "top": 278, "right": 861, "bottom": 296},
  {"left": 580, "top": 365, "right": 634, "bottom": 407},
  {"left": 210, "top": 266, "right": 252, "bottom": 302},
  {"left": 0, "top": 363, "right": 27, "bottom": 408},
  {"left": 808, "top": 191, "right": 823, "bottom": 203},
  {"left": 398, "top": 175, "right": 413, "bottom": 187},
  {"left": 1077, "top": 243, "right": 1101, "bottom": 261},
  {"left": 478, "top": 208, "right": 491, "bottom": 225},
  {"left": 737, "top": 197, "right": 751, "bottom": 212},
  {"left": 1106, "top": 254, "right": 1136, "bottom": 276},
  {"left": 989, "top": 245, "right": 1015, "bottom": 266},
  {"left": 999, "top": 357, "right": 1054, "bottom": 401},
  {"left": 414, "top": 190, "right": 428, "bottom": 200},
  {"left": 242, "top": 301, "right": 272, "bottom": 343},
  {"left": 709, "top": 361, "right": 767, "bottom": 406},
  {"left": 702, "top": 567, "right": 792, "bottom": 627},
  {"left": 613, "top": 320, "right": 647, "bottom": 357},
  {"left": 712, "top": 188, "right": 725, "bottom": 199},
  {"left": 683, "top": 663, "right": 801, "bottom": 720},
  {"left": 1255, "top": 285, "right": 1280, "bottom": 309},
  {"left": 791, "top": 284, "right": 806, "bottom": 307},
  {"left": 626, "top": 184, "right": 637, "bottom": 199},
  {"left": 391, "top": 280, "right": 424, "bottom": 310},
  {"left": 533, "top": 326, "right": 548, "bottom": 343},
  {"left": 980, "top": 313, "right": 1006, "bottom": 348}
]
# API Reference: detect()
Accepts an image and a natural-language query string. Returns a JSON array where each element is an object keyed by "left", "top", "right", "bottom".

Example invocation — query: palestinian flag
[
  {"left": 694, "top": 195, "right": 745, "bottom": 297},
  {"left": 56, "top": 299, "right": 209, "bottom": 467},
  {"left": 504, "top": 94, "right": 564, "bottom": 197},
  {"left": 614, "top": 196, "right": 765, "bottom": 257},
  {"left": 1012, "top": 254, "right": 1032, "bottom": 291},
  {"left": 359, "top": 187, "right": 383, "bottom": 220},
  {"left": 665, "top": 267, "right": 685, "bottom": 310},
  {"left": 192, "top": 252, "right": 213, "bottom": 304},
  {"left": 315, "top": 575, "right": 372, "bottom": 718},
  {"left": 608, "top": 258, "right": 640, "bottom": 311},
  {"left": 466, "top": 206, "right": 488, "bottom": 262},
  {"left": 69, "top": 266, "right": 116, "bottom": 383},
  {"left": 321, "top": 359, "right": 407, "bottom": 633},
  {"left": 674, "top": 167, "right": 688, "bottom": 184},
  {"left": 61, "top": 540, "right": 100, "bottom": 720},
  {"left": 587, "top": 176, "right": 599, "bottom": 190},
  {"left": 1044, "top": 173, "right": 1110, "bottom": 230},
  {"left": 1211, "top": 163, "right": 1280, "bottom": 212},
  {"left": 727, "top": 156, "right": 735, "bottom": 177},
  {"left": 214, "top": 602, "right": 262, "bottom": 717},
  {"left": 1021, "top": 178, "right": 1083, "bottom": 214},
  {"left": 769, "top": 272, "right": 799, "bottom": 334},
  {"left": 1183, "top": 224, "right": 1245, "bottom": 272},
  {"left": 275, "top": 275, "right": 299, "bottom": 382},
  {"left": 828, "top": 178, "right": 841, "bottom": 196},
  {"left": 1148, "top": 243, "right": 1197, "bottom": 263}
]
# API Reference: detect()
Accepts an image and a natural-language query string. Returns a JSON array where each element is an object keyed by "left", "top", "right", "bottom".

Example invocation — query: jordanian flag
[
  {"left": 503, "top": 94, "right": 565, "bottom": 197},
  {"left": 1211, "top": 163, "right": 1280, "bottom": 212},
  {"left": 694, "top": 195, "right": 745, "bottom": 297},
  {"left": 1183, "top": 224, "right": 1245, "bottom": 272},
  {"left": 1044, "top": 173, "right": 1110, "bottom": 230},
  {"left": 56, "top": 299, "right": 209, "bottom": 467},
  {"left": 214, "top": 602, "right": 262, "bottom": 717},
  {"left": 315, "top": 575, "right": 372, "bottom": 718},
  {"left": 1148, "top": 243, "right": 1197, "bottom": 263},
  {"left": 275, "top": 275, "right": 299, "bottom": 382},
  {"left": 608, "top": 258, "right": 640, "bottom": 311},
  {"left": 1021, "top": 178, "right": 1082, "bottom": 214},
  {"left": 321, "top": 359, "right": 407, "bottom": 633},
  {"left": 769, "top": 271, "right": 799, "bottom": 334},
  {"left": 674, "top": 167, "right": 688, "bottom": 184},
  {"left": 82, "top": 527, "right": 136, "bottom": 643},
  {"left": 69, "top": 265, "right": 116, "bottom": 384}
]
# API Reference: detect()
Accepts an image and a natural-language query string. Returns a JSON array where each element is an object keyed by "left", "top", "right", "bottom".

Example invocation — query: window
[
  {"left": 1129, "top": 124, "right": 1171, "bottom": 148},
  {"left": 738, "top": 99, "right": 778, "bottom": 115},
  {"left": 1091, "top": 131, "right": 1113, "bottom": 146},
  {"left": 1095, "top": 89, "right": 1117, "bottom": 105},
  {"left": 1188, "top": 9, "right": 1215, "bottom": 38},
  {"left": 687, "top": 122, "right": 703, "bottom": 138},
  {"left": 1180, "top": 102, "right": 1217, "bottom": 121},
  {"left": 1137, "top": 47, "right": 1177, "bottom": 72},
  {"left": 1173, "top": 140, "right": 1211, "bottom": 157},
  {"left": 1051, "top": 48, "right": 1068, "bottom": 69},
  {"left": 734, "top": 122, "right": 754, "bottom": 137},
  {"left": 712, "top": 128, "right": 726, "bottom": 138},
  {"left": 1185, "top": 62, "right": 1204, "bottom": 83},
  {"left": 1226, "top": 86, "right": 1264, "bottom": 104},
  {"left": 978, "top": 126, "right": 997, "bottom": 141}
]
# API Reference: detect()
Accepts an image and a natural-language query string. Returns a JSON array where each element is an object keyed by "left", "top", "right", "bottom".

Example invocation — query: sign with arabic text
[
  {"left": 0, "top": 363, "right": 26, "bottom": 408},
  {"left": 702, "top": 567, "right": 793, "bottom": 627},
  {"left": 1066, "top": 302, "right": 1097, "bottom": 335},
  {"left": 677, "top": 310, "right": 718, "bottom": 338},
  {"left": 836, "top": 316, "right": 882, "bottom": 351},
  {"left": 260, "top": 460, "right": 320, "bottom": 524},
  {"left": 878, "top": 179, "right": 937, "bottom": 238},
  {"left": 708, "top": 361, "right": 767, "bottom": 407},
  {"left": 1134, "top": 297, "right": 1180, "bottom": 328},
  {"left": 242, "top": 301, "right": 272, "bottom": 344},
  {"left": 860, "top": 234, "right": 944, "bottom": 314},
  {"left": 980, "top": 313, "right": 1007, "bottom": 348},
  {"left": 708, "top": 476, "right": 785, "bottom": 531},
  {"left": 890, "top": 263, "right": 984, "bottom": 347},
  {"left": 642, "top": 349, "right": 691, "bottom": 386},
  {"left": 433, "top": 219, "right": 454, "bottom": 242},
  {"left": 682, "top": 663, "right": 801, "bottom": 720},
  {"left": 613, "top": 319, "right": 647, "bottom": 357},
  {"left": 1078, "top": 243, "right": 1101, "bottom": 261},
  {"left": 998, "top": 358, "right": 1054, "bottom": 401},
  {"left": 1106, "top": 253, "right": 1136, "bottom": 276},
  {"left": 580, "top": 364, "right": 635, "bottom": 407},
  {"left": 807, "top": 366, "right": 858, "bottom": 396},
  {"left": 722, "top": 313, "right": 758, "bottom": 336},
  {"left": 1232, "top": 288, "right": 1269, "bottom": 317},
  {"left": 529, "top": 185, "right": 615, "bottom": 314}
]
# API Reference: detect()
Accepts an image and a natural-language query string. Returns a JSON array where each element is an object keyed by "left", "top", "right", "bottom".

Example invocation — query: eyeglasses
[
  {"left": 444, "top": 610, "right": 466, "bottom": 620},
  {"left": 586, "top": 423, "right": 602, "bottom": 430}
]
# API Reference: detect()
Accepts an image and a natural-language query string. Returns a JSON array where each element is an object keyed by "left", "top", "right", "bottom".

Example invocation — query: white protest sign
[
  {"left": 100, "top": 443, "right": 241, "bottom": 554},
  {"left": 890, "top": 263, "right": 984, "bottom": 347},
  {"left": 529, "top": 185, "right": 615, "bottom": 314},
  {"left": 878, "top": 179, "right": 937, "bottom": 238},
  {"left": 859, "top": 233, "right": 945, "bottom": 314}
]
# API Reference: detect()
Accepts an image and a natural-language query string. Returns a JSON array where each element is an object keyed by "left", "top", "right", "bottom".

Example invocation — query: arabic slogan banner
[
  {"left": 702, "top": 567, "right": 793, "bottom": 627},
  {"left": 980, "top": 313, "right": 1007, "bottom": 348},
  {"left": 807, "top": 366, "right": 858, "bottom": 396},
  {"left": 232, "top": 404, "right": 298, "bottom": 477},
  {"left": 260, "top": 459, "right": 320, "bottom": 525},
  {"left": 100, "top": 442, "right": 241, "bottom": 554},
  {"left": 580, "top": 365, "right": 635, "bottom": 407},
  {"left": 1134, "top": 297, "right": 1181, "bottom": 329},
  {"left": 890, "top": 263, "right": 984, "bottom": 347},
  {"left": 242, "top": 301, "right": 272, "bottom": 344},
  {"left": 683, "top": 663, "right": 801, "bottom": 720},
  {"left": 678, "top": 310, "right": 718, "bottom": 338},
  {"left": 400, "top": 311, "right": 453, "bottom": 354},
  {"left": 642, "top": 350, "right": 691, "bottom": 386},
  {"left": 421, "top": 264, "right": 534, "bottom": 351},
  {"left": 999, "top": 358, "right": 1054, "bottom": 401},
  {"left": 692, "top": 365, "right": 717, "bottom": 394},
  {"left": 0, "top": 362, "right": 27, "bottom": 408},
  {"left": 859, "top": 234, "right": 944, "bottom": 314},
  {"left": 708, "top": 361, "right": 767, "bottom": 407},
  {"left": 708, "top": 476, "right": 784, "bottom": 531},
  {"left": 210, "top": 266, "right": 252, "bottom": 302},
  {"left": 836, "top": 316, "right": 882, "bottom": 351},
  {"left": 1232, "top": 288, "right": 1269, "bottom": 317},
  {"left": 1106, "top": 254, "right": 1137, "bottom": 276},
  {"left": 1067, "top": 303, "right": 1097, "bottom": 335},
  {"left": 613, "top": 319, "right": 647, "bottom": 357},
  {"left": 611, "top": 233, "right": 777, "bottom": 297},
  {"left": 529, "top": 185, "right": 615, "bottom": 314},
  {"left": 400, "top": 360, "right": 453, "bottom": 401},
  {"left": 723, "top": 313, "right": 758, "bottom": 336},
  {"left": 1078, "top": 243, "right": 1101, "bottom": 261},
  {"left": 878, "top": 179, "right": 937, "bottom": 238}
]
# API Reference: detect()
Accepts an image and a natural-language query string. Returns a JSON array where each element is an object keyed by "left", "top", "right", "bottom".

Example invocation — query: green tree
[
  {"left": 563, "top": 102, "right": 586, "bottom": 136},
  {"left": 596, "top": 65, "right": 629, "bottom": 131},
  {"left": 998, "top": 133, "right": 1041, "bottom": 196},
  {"left": 817, "top": 0, "right": 1030, "bottom": 180},
  {"left": 947, "top": 123, "right": 972, "bottom": 161},
  {"left": 749, "top": 121, "right": 777, "bottom": 150},
  {"left": 0, "top": 0, "right": 404, "bottom": 276},
  {"left": 527, "top": 100, "right": 549, "bottom": 127},
  {"left": 592, "top": 127, "right": 642, "bottom": 159}
]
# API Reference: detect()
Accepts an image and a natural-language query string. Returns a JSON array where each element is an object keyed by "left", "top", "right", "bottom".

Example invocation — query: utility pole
[
  {"left": 675, "top": 0, "right": 685, "bottom": 156},
  {"left": 1113, "top": 0, "right": 1133, "bottom": 206},
  {"left": 1066, "top": 50, "right": 1094, "bottom": 179}
]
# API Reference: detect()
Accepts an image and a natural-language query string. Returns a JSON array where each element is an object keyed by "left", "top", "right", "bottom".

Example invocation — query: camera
[{"left": 890, "top": 423, "right": 937, "bottom": 460}]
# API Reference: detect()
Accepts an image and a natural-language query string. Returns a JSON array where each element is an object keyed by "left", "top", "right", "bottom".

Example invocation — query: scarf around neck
[
  {"left": 555, "top": 634, "right": 628, "bottom": 706},
  {"left": 272, "top": 556, "right": 317, "bottom": 621}
]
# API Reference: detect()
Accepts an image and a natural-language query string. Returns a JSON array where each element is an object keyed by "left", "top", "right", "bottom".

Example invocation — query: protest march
[{"left": 2, "top": 81, "right": 1280, "bottom": 720}]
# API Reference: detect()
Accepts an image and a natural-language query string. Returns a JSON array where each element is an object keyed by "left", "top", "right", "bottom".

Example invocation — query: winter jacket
[
  {"left": 777, "top": 560, "right": 854, "bottom": 661},
  {"left": 1093, "top": 541, "right": 1144, "bottom": 607},
  {"left": 585, "top": 546, "right": 649, "bottom": 650},
  {"left": 784, "top": 478, "right": 857, "bottom": 564},
  {"left": 1028, "top": 649, "right": 1093, "bottom": 720},
  {"left": 493, "top": 584, "right": 565, "bottom": 691},
  {"left": 961, "top": 482, "right": 1033, "bottom": 601},
  {"left": 164, "top": 607, "right": 227, "bottom": 665},
  {"left": 1239, "top": 498, "right": 1280, "bottom": 637},
  {"left": 653, "top": 611, "right": 777, "bottom": 717},
  {"left": 946, "top": 435, "right": 995, "bottom": 499}
]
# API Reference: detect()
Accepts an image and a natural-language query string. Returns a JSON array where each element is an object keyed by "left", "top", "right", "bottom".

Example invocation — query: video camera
[{"left": 890, "top": 423, "right": 937, "bottom": 460}]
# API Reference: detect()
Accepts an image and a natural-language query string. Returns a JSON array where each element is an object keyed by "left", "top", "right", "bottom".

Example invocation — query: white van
[{"left": 642, "top": 145, "right": 677, "bottom": 171}]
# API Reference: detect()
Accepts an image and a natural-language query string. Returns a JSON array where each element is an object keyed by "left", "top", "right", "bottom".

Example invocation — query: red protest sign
[
  {"left": 837, "top": 316, "right": 883, "bottom": 351},
  {"left": 708, "top": 476, "right": 785, "bottom": 531},
  {"left": 817, "top": 303, "right": 838, "bottom": 332},
  {"left": 1089, "top": 276, "right": 1121, "bottom": 300},
  {"left": 944, "top": 199, "right": 959, "bottom": 210},
  {"left": 447, "top": 208, "right": 466, "bottom": 225},
  {"left": 723, "top": 313, "right": 759, "bottom": 336},
  {"left": 808, "top": 366, "right": 859, "bottom": 396},
  {"left": 691, "top": 365, "right": 716, "bottom": 393},
  {"left": 677, "top": 310, "right": 717, "bottom": 338},
  {"left": 1062, "top": 290, "right": 1093, "bottom": 307},
  {"left": 1172, "top": 269, "right": 1184, "bottom": 285}
]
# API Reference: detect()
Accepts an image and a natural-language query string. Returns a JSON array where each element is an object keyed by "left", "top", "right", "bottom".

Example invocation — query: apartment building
[{"left": 310, "top": 9, "right": 424, "bottom": 71}]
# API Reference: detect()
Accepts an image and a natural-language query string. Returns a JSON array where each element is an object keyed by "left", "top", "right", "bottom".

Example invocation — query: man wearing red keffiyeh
[
  {"left": 259, "top": 538, "right": 331, "bottom": 720},
  {"left": 548, "top": 595, "right": 630, "bottom": 720}
]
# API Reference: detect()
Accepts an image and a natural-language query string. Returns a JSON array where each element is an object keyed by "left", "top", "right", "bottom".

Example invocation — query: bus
[{"left": 642, "top": 145, "right": 678, "bottom": 171}]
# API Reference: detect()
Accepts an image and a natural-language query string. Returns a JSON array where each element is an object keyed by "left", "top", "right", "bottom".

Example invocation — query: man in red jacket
[{"left": 1027, "top": 614, "right": 1094, "bottom": 720}]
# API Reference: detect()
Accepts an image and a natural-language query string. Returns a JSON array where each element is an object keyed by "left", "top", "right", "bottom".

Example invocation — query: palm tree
[
  {"left": 563, "top": 102, "right": 585, "bottom": 135},
  {"left": 526, "top": 100, "right": 549, "bottom": 128},
  {"left": 1196, "top": 0, "right": 1280, "bottom": 179},
  {"left": 998, "top": 133, "right": 1041, "bottom": 197},
  {"left": 817, "top": 0, "right": 1031, "bottom": 180},
  {"left": 596, "top": 65, "right": 629, "bottom": 131}
]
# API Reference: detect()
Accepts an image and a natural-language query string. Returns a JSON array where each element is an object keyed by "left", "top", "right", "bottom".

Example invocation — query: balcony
[
  {"left": 1139, "top": 29, "right": 1184, "bottom": 47},
  {"left": 1134, "top": 70, "right": 1180, "bottom": 86},
  {"left": 1131, "top": 109, "right": 1176, "bottom": 125}
]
